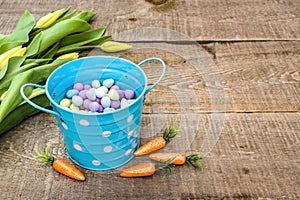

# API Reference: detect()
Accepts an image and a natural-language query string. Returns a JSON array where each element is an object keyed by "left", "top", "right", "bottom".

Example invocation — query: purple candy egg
[
  {"left": 124, "top": 90, "right": 134, "bottom": 99},
  {"left": 79, "top": 90, "right": 87, "bottom": 99},
  {"left": 110, "top": 100, "right": 120, "bottom": 109},
  {"left": 98, "top": 105, "right": 104, "bottom": 113},
  {"left": 73, "top": 82, "right": 84, "bottom": 91},
  {"left": 95, "top": 98, "right": 101, "bottom": 103},
  {"left": 89, "top": 102, "right": 100, "bottom": 112},
  {"left": 83, "top": 99, "right": 92, "bottom": 110},
  {"left": 84, "top": 84, "right": 91, "bottom": 90},
  {"left": 118, "top": 90, "right": 125, "bottom": 99},
  {"left": 110, "top": 85, "right": 120, "bottom": 90}
]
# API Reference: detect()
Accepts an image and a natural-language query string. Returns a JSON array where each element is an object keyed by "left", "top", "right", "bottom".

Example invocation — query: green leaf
[
  {"left": 60, "top": 27, "right": 106, "bottom": 47},
  {"left": 0, "top": 10, "right": 35, "bottom": 54},
  {"left": 87, "top": 35, "right": 112, "bottom": 45},
  {"left": 25, "top": 33, "right": 43, "bottom": 57},
  {"left": 75, "top": 11, "right": 95, "bottom": 22},
  {"left": 56, "top": 35, "right": 112, "bottom": 55},
  {"left": 57, "top": 6, "right": 72, "bottom": 20},
  {"left": 0, "top": 56, "right": 26, "bottom": 80},
  {"left": 0, "top": 94, "right": 49, "bottom": 135},
  {"left": 54, "top": 7, "right": 79, "bottom": 23},
  {"left": 0, "top": 58, "right": 72, "bottom": 122},
  {"left": 26, "top": 18, "right": 91, "bottom": 57},
  {"left": 38, "top": 41, "right": 60, "bottom": 59},
  {"left": 0, "top": 64, "right": 8, "bottom": 80},
  {"left": 23, "top": 58, "right": 52, "bottom": 66}
]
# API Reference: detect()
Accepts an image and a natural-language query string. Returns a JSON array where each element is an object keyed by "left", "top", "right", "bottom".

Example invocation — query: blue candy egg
[
  {"left": 101, "top": 96, "right": 111, "bottom": 108},
  {"left": 66, "top": 89, "right": 79, "bottom": 98}
]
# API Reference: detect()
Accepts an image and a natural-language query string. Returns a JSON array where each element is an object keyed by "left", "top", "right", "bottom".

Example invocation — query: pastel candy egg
[
  {"left": 110, "top": 85, "right": 119, "bottom": 90},
  {"left": 128, "top": 99, "right": 135, "bottom": 104},
  {"left": 89, "top": 102, "right": 100, "bottom": 112},
  {"left": 101, "top": 96, "right": 111, "bottom": 108},
  {"left": 60, "top": 98, "right": 71, "bottom": 107},
  {"left": 104, "top": 107, "right": 115, "bottom": 113},
  {"left": 120, "top": 98, "right": 129, "bottom": 108},
  {"left": 95, "top": 88, "right": 106, "bottom": 98},
  {"left": 107, "top": 89, "right": 119, "bottom": 100},
  {"left": 95, "top": 98, "right": 101, "bottom": 104},
  {"left": 118, "top": 90, "right": 125, "bottom": 99},
  {"left": 86, "top": 88, "right": 96, "bottom": 101},
  {"left": 103, "top": 78, "right": 114, "bottom": 88},
  {"left": 91, "top": 80, "right": 101, "bottom": 88},
  {"left": 73, "top": 82, "right": 84, "bottom": 91},
  {"left": 78, "top": 90, "right": 87, "bottom": 99},
  {"left": 125, "top": 90, "right": 134, "bottom": 99},
  {"left": 66, "top": 89, "right": 79, "bottom": 98},
  {"left": 83, "top": 99, "right": 92, "bottom": 110},
  {"left": 69, "top": 104, "right": 80, "bottom": 111},
  {"left": 99, "top": 86, "right": 108, "bottom": 93},
  {"left": 83, "top": 84, "right": 91, "bottom": 90},
  {"left": 98, "top": 105, "right": 104, "bottom": 113},
  {"left": 72, "top": 95, "right": 83, "bottom": 106},
  {"left": 110, "top": 100, "right": 120, "bottom": 109}
]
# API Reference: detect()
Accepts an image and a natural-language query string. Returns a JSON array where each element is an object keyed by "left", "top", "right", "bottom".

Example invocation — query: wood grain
[
  {"left": 0, "top": 0, "right": 299, "bottom": 41},
  {"left": 0, "top": 0, "right": 299, "bottom": 199},
  {"left": 0, "top": 112, "right": 299, "bottom": 199},
  {"left": 104, "top": 41, "right": 299, "bottom": 113}
]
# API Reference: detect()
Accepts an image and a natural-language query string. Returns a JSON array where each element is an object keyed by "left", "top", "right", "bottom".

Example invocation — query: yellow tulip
[
  {"left": 100, "top": 41, "right": 132, "bottom": 53},
  {"left": 0, "top": 46, "right": 27, "bottom": 70},
  {"left": 35, "top": 8, "right": 65, "bottom": 29},
  {"left": 56, "top": 52, "right": 79, "bottom": 59}
]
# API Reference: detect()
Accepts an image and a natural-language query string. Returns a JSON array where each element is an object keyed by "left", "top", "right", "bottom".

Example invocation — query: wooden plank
[
  {"left": 91, "top": 41, "right": 299, "bottom": 113},
  {"left": 0, "top": 112, "right": 299, "bottom": 199},
  {"left": 0, "top": 0, "right": 299, "bottom": 41}
]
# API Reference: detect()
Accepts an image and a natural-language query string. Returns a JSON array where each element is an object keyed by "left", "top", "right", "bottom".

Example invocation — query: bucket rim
[{"left": 45, "top": 56, "right": 148, "bottom": 116}]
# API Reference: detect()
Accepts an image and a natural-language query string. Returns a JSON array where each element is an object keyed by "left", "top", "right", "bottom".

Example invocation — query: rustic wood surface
[{"left": 0, "top": 0, "right": 299, "bottom": 199}]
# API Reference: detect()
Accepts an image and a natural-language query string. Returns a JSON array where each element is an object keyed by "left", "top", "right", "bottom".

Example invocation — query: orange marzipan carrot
[
  {"left": 120, "top": 162, "right": 156, "bottom": 177},
  {"left": 53, "top": 158, "right": 85, "bottom": 181},
  {"left": 150, "top": 151, "right": 205, "bottom": 171},
  {"left": 134, "top": 120, "right": 180, "bottom": 156},
  {"left": 149, "top": 152, "right": 186, "bottom": 165},
  {"left": 134, "top": 136, "right": 166, "bottom": 156},
  {"left": 36, "top": 147, "right": 85, "bottom": 181}
]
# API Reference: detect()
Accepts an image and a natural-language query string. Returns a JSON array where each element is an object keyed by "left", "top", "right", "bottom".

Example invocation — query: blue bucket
[{"left": 20, "top": 56, "right": 166, "bottom": 170}]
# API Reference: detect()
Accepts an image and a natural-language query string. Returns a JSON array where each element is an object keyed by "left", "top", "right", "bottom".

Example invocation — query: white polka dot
[
  {"left": 127, "top": 114, "right": 133, "bottom": 123},
  {"left": 73, "top": 143, "right": 82, "bottom": 151},
  {"left": 125, "top": 149, "right": 132, "bottom": 156},
  {"left": 104, "top": 146, "right": 112, "bottom": 152},
  {"left": 102, "top": 131, "right": 111, "bottom": 137},
  {"left": 92, "top": 160, "right": 101, "bottom": 166},
  {"left": 79, "top": 119, "right": 89, "bottom": 126},
  {"left": 62, "top": 122, "right": 68, "bottom": 130},
  {"left": 131, "top": 140, "right": 137, "bottom": 147},
  {"left": 127, "top": 131, "right": 133, "bottom": 139}
]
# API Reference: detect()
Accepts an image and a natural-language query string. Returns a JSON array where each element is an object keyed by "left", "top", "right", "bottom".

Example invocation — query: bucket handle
[
  {"left": 20, "top": 83, "right": 61, "bottom": 118},
  {"left": 138, "top": 57, "right": 166, "bottom": 96}
]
